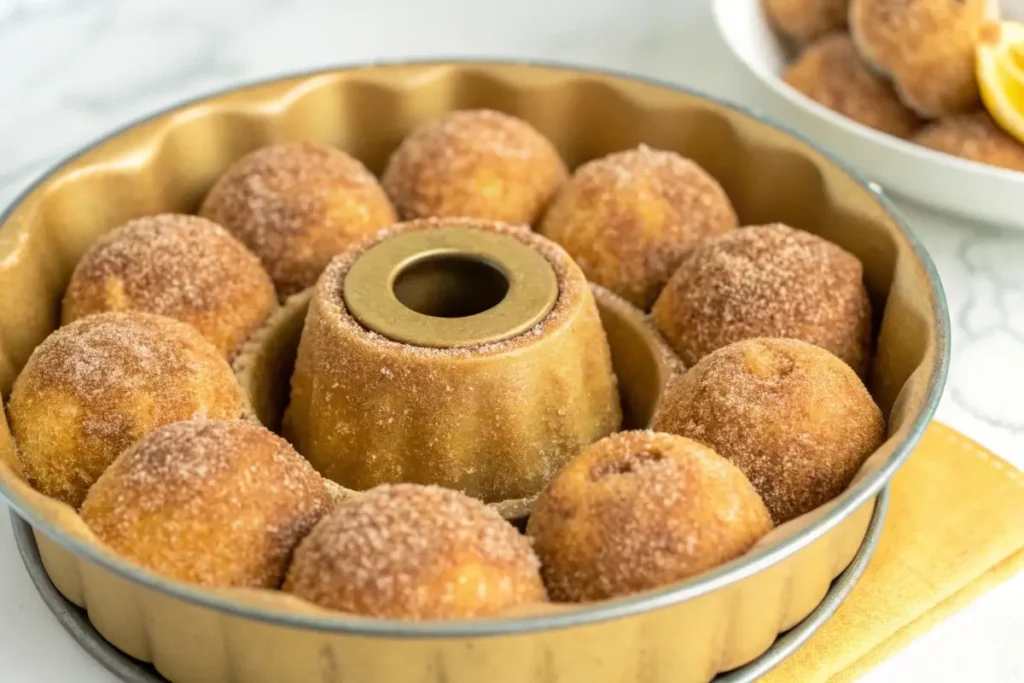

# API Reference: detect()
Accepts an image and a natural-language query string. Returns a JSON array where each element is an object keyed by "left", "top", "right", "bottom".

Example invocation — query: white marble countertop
[{"left": 0, "top": 0, "right": 1021, "bottom": 681}]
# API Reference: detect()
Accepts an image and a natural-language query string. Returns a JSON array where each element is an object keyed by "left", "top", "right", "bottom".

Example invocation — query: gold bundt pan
[
  {"left": 0, "top": 62, "right": 947, "bottom": 683},
  {"left": 282, "top": 219, "right": 622, "bottom": 504}
]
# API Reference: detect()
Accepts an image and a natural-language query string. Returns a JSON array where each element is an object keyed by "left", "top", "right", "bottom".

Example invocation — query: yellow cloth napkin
[{"left": 761, "top": 422, "right": 1024, "bottom": 682}]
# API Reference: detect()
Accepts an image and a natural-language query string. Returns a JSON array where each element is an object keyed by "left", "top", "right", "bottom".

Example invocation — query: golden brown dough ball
[
  {"left": 80, "top": 420, "right": 330, "bottom": 588},
  {"left": 764, "top": 0, "right": 849, "bottom": 44},
  {"left": 200, "top": 142, "right": 397, "bottom": 296},
  {"left": 526, "top": 431, "right": 772, "bottom": 602},
  {"left": 381, "top": 109, "right": 568, "bottom": 224},
  {"left": 539, "top": 145, "right": 737, "bottom": 309},
  {"left": 62, "top": 214, "right": 276, "bottom": 358},
  {"left": 6, "top": 312, "right": 246, "bottom": 508},
  {"left": 284, "top": 484, "right": 546, "bottom": 619},
  {"left": 849, "top": 0, "right": 986, "bottom": 118},
  {"left": 913, "top": 111, "right": 1024, "bottom": 171},
  {"left": 652, "top": 338, "right": 885, "bottom": 524},
  {"left": 652, "top": 223, "right": 872, "bottom": 377},
  {"left": 783, "top": 33, "right": 921, "bottom": 138}
]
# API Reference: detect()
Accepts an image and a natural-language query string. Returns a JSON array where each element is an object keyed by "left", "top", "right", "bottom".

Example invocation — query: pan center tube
[{"left": 343, "top": 226, "right": 559, "bottom": 347}]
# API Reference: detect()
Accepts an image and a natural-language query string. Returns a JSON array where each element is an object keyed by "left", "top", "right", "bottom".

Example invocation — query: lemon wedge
[{"left": 978, "top": 21, "right": 1024, "bottom": 144}]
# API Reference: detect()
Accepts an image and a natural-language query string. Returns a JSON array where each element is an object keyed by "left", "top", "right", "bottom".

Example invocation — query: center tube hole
[{"left": 392, "top": 253, "right": 510, "bottom": 319}]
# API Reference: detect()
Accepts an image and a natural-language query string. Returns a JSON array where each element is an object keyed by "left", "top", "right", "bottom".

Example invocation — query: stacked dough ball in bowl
[
  {"left": 769, "top": 0, "right": 1024, "bottom": 171},
  {"left": 5, "top": 108, "right": 887, "bottom": 621}
]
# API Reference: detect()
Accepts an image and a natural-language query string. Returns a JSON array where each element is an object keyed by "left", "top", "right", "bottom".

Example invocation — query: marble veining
[{"left": 0, "top": 1, "right": 1021, "bottom": 682}]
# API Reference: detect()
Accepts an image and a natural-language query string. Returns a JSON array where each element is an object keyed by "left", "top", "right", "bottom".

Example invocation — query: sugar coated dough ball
[
  {"left": 913, "top": 111, "right": 1024, "bottom": 171},
  {"left": 284, "top": 483, "right": 546, "bottom": 619},
  {"left": 7, "top": 311, "right": 247, "bottom": 508},
  {"left": 763, "top": 0, "right": 848, "bottom": 44},
  {"left": 783, "top": 33, "right": 921, "bottom": 138},
  {"left": 81, "top": 420, "right": 330, "bottom": 588},
  {"left": 652, "top": 337, "right": 885, "bottom": 524},
  {"left": 526, "top": 431, "right": 773, "bottom": 602},
  {"left": 200, "top": 142, "right": 398, "bottom": 296},
  {"left": 652, "top": 223, "right": 872, "bottom": 377},
  {"left": 382, "top": 109, "right": 568, "bottom": 224},
  {"left": 62, "top": 213, "right": 276, "bottom": 358},
  {"left": 849, "top": 0, "right": 986, "bottom": 117},
  {"left": 539, "top": 145, "right": 737, "bottom": 309}
]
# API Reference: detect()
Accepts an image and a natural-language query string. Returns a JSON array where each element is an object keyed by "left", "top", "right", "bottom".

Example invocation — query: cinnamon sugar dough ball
[
  {"left": 783, "top": 33, "right": 921, "bottom": 138},
  {"left": 81, "top": 420, "right": 330, "bottom": 588},
  {"left": 913, "top": 111, "right": 1024, "bottom": 171},
  {"left": 539, "top": 145, "right": 738, "bottom": 310},
  {"left": 764, "top": 0, "right": 848, "bottom": 44},
  {"left": 381, "top": 109, "right": 568, "bottom": 224},
  {"left": 526, "top": 431, "right": 772, "bottom": 602},
  {"left": 652, "top": 338, "right": 885, "bottom": 524},
  {"left": 284, "top": 484, "right": 546, "bottom": 620},
  {"left": 62, "top": 214, "right": 276, "bottom": 358},
  {"left": 6, "top": 312, "right": 247, "bottom": 508},
  {"left": 652, "top": 223, "right": 872, "bottom": 377},
  {"left": 849, "top": 0, "right": 986, "bottom": 118},
  {"left": 200, "top": 142, "right": 397, "bottom": 296}
]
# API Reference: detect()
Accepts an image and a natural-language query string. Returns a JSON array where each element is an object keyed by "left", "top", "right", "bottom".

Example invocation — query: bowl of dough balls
[
  {"left": 715, "top": 0, "right": 1024, "bottom": 229},
  {"left": 0, "top": 62, "right": 947, "bottom": 683}
]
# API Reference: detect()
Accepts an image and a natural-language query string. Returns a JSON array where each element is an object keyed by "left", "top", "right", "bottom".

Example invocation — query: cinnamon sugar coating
[
  {"left": 652, "top": 338, "right": 885, "bottom": 524},
  {"left": 539, "top": 145, "right": 737, "bottom": 310},
  {"left": 849, "top": 0, "right": 986, "bottom": 118},
  {"left": 6, "top": 312, "right": 247, "bottom": 508},
  {"left": 652, "top": 223, "right": 872, "bottom": 377},
  {"left": 783, "top": 33, "right": 921, "bottom": 138},
  {"left": 284, "top": 483, "right": 546, "bottom": 619},
  {"left": 763, "top": 0, "right": 848, "bottom": 44},
  {"left": 526, "top": 431, "right": 772, "bottom": 602},
  {"left": 62, "top": 214, "right": 276, "bottom": 358},
  {"left": 913, "top": 111, "right": 1024, "bottom": 171},
  {"left": 283, "top": 217, "right": 622, "bottom": 504},
  {"left": 381, "top": 109, "right": 568, "bottom": 224},
  {"left": 81, "top": 420, "right": 329, "bottom": 588},
  {"left": 200, "top": 142, "right": 397, "bottom": 296}
]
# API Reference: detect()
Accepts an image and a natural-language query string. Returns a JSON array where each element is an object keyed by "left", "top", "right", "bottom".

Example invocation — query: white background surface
[{"left": 0, "top": 0, "right": 1021, "bottom": 681}]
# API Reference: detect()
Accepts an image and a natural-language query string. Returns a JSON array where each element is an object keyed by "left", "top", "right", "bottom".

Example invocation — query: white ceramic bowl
[{"left": 713, "top": 0, "right": 1024, "bottom": 229}]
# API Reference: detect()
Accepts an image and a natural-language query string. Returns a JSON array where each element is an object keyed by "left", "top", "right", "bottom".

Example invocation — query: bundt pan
[{"left": 0, "top": 61, "right": 948, "bottom": 683}]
